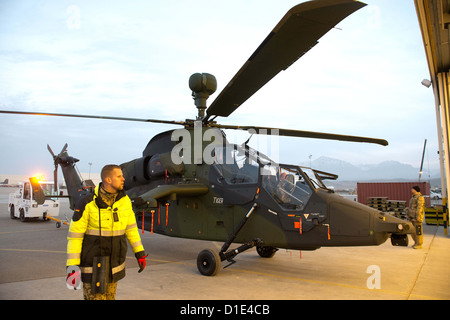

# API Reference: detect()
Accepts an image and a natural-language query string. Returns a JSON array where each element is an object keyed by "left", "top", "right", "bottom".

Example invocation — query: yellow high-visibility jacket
[{"left": 67, "top": 184, "right": 145, "bottom": 283}]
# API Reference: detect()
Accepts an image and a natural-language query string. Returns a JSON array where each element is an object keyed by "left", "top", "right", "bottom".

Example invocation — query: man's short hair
[
  {"left": 413, "top": 186, "right": 421, "bottom": 192},
  {"left": 101, "top": 164, "right": 121, "bottom": 182}
]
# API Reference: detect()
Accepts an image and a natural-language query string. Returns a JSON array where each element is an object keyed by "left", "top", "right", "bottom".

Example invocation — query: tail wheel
[
  {"left": 197, "top": 249, "right": 221, "bottom": 276},
  {"left": 256, "top": 246, "right": 278, "bottom": 258}
]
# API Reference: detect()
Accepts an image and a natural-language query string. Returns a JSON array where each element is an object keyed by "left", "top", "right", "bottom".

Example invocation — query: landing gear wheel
[
  {"left": 256, "top": 246, "right": 278, "bottom": 258},
  {"left": 197, "top": 249, "right": 221, "bottom": 276}
]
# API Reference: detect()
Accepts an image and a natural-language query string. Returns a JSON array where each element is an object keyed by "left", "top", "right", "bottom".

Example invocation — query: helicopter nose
[
  {"left": 373, "top": 211, "right": 414, "bottom": 235},
  {"left": 326, "top": 194, "right": 414, "bottom": 246}
]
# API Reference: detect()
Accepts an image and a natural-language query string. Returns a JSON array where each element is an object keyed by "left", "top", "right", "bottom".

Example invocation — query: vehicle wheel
[
  {"left": 197, "top": 249, "right": 221, "bottom": 276},
  {"left": 19, "top": 209, "right": 26, "bottom": 222},
  {"left": 56, "top": 222, "right": 61, "bottom": 228},
  {"left": 10, "top": 205, "right": 16, "bottom": 219},
  {"left": 256, "top": 246, "right": 278, "bottom": 258}
]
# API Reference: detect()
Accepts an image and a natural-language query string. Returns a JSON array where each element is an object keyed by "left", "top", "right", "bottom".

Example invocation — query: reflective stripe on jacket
[{"left": 66, "top": 184, "right": 144, "bottom": 283}]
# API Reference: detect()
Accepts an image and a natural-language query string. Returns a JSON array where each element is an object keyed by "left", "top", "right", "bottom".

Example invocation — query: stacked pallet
[
  {"left": 386, "top": 200, "right": 407, "bottom": 220},
  {"left": 366, "top": 197, "right": 407, "bottom": 220},
  {"left": 366, "top": 197, "right": 388, "bottom": 211}
]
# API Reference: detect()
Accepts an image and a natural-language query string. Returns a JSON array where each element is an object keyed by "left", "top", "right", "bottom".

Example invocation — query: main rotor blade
[
  {"left": 211, "top": 123, "right": 388, "bottom": 146},
  {"left": 0, "top": 110, "right": 186, "bottom": 126},
  {"left": 205, "top": 0, "right": 366, "bottom": 121}
]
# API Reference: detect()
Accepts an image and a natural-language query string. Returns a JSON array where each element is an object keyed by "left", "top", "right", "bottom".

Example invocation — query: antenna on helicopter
[{"left": 189, "top": 73, "right": 217, "bottom": 120}]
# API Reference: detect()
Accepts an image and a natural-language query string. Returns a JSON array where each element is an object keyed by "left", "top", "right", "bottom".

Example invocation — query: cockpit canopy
[{"left": 211, "top": 144, "right": 336, "bottom": 211}]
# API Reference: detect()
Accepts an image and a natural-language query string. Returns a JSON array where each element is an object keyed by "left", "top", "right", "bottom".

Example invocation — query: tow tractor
[{"left": 9, "top": 177, "right": 60, "bottom": 222}]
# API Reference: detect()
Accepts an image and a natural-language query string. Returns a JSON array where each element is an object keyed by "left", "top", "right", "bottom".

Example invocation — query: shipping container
[{"left": 357, "top": 182, "right": 430, "bottom": 208}]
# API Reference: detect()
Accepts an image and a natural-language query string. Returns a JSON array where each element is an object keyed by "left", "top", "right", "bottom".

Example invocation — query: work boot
[{"left": 414, "top": 235, "right": 423, "bottom": 249}]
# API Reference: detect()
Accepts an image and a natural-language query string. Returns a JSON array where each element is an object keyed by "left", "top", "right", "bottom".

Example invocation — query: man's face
[
  {"left": 107, "top": 168, "right": 125, "bottom": 191},
  {"left": 412, "top": 188, "right": 418, "bottom": 195}
]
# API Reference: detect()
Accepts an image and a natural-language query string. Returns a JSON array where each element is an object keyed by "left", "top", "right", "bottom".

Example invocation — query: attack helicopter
[{"left": 0, "top": 0, "right": 414, "bottom": 276}]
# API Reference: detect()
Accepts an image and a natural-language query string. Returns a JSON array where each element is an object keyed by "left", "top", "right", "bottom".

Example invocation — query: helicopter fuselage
[{"left": 123, "top": 128, "right": 413, "bottom": 252}]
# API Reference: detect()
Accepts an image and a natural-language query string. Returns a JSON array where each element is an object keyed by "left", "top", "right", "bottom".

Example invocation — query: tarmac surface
[{"left": 0, "top": 187, "right": 449, "bottom": 301}]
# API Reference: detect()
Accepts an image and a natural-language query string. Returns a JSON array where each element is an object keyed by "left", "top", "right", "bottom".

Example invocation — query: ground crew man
[
  {"left": 66, "top": 164, "right": 147, "bottom": 299},
  {"left": 407, "top": 186, "right": 425, "bottom": 249}
]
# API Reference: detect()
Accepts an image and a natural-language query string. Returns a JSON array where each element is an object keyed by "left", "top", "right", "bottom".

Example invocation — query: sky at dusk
[{"left": 0, "top": 0, "right": 438, "bottom": 181}]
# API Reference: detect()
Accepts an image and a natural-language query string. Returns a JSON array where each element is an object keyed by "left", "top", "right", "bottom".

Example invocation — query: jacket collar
[{"left": 94, "top": 183, "right": 127, "bottom": 208}]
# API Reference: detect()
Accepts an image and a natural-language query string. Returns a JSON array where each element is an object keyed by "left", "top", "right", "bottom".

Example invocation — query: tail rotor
[{"left": 47, "top": 143, "right": 78, "bottom": 193}]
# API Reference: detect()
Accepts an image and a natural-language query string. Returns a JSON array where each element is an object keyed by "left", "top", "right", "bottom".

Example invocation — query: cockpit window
[
  {"left": 40, "top": 183, "right": 57, "bottom": 196},
  {"left": 24, "top": 182, "right": 31, "bottom": 200},
  {"left": 212, "top": 145, "right": 259, "bottom": 184},
  {"left": 261, "top": 165, "right": 312, "bottom": 211}
]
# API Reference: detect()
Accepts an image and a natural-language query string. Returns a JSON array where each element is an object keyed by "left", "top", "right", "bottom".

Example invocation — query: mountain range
[{"left": 301, "top": 156, "right": 440, "bottom": 182}]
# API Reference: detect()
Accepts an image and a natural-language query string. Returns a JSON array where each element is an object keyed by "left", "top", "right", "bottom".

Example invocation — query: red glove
[{"left": 136, "top": 253, "right": 148, "bottom": 273}]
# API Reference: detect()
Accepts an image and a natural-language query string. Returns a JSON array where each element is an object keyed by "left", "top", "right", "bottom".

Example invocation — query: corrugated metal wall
[{"left": 357, "top": 182, "right": 431, "bottom": 207}]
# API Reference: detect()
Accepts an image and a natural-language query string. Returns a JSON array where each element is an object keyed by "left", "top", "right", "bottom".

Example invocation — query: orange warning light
[{"left": 33, "top": 173, "right": 45, "bottom": 181}]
